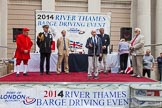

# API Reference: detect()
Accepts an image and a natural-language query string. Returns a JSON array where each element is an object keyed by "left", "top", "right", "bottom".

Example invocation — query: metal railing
[
  {"left": 144, "top": 43, "right": 162, "bottom": 47},
  {"left": 0, "top": 45, "right": 15, "bottom": 49}
]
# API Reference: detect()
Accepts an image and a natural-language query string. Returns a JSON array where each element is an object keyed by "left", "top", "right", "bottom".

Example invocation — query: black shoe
[
  {"left": 46, "top": 72, "right": 50, "bottom": 75},
  {"left": 40, "top": 73, "right": 43, "bottom": 75},
  {"left": 94, "top": 76, "right": 99, "bottom": 79},
  {"left": 16, "top": 74, "right": 19, "bottom": 77},
  {"left": 23, "top": 73, "right": 28, "bottom": 76}
]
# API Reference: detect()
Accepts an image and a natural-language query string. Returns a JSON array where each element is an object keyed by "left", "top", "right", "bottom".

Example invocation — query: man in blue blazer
[
  {"left": 97, "top": 28, "right": 110, "bottom": 73},
  {"left": 86, "top": 30, "right": 102, "bottom": 79}
]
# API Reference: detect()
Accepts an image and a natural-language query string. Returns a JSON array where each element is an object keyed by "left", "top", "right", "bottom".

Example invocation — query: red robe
[{"left": 14, "top": 34, "right": 33, "bottom": 60}]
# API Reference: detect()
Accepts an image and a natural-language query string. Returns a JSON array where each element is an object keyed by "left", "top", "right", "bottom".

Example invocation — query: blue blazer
[
  {"left": 97, "top": 34, "right": 110, "bottom": 54},
  {"left": 85, "top": 36, "right": 102, "bottom": 56}
]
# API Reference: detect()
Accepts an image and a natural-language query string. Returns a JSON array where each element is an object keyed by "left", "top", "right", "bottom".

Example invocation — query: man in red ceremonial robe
[{"left": 14, "top": 28, "right": 33, "bottom": 77}]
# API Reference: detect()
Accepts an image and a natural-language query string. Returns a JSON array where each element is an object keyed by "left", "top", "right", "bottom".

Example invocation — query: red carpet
[{"left": 0, "top": 72, "right": 157, "bottom": 82}]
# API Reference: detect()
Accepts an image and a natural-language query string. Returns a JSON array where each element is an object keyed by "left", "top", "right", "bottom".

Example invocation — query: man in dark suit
[
  {"left": 97, "top": 28, "right": 110, "bottom": 73},
  {"left": 86, "top": 29, "right": 102, "bottom": 79},
  {"left": 37, "top": 25, "right": 53, "bottom": 75},
  {"left": 157, "top": 52, "right": 162, "bottom": 81}
]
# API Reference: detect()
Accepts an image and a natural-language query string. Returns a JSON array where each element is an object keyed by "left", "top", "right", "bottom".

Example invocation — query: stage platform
[
  {"left": 0, "top": 72, "right": 161, "bottom": 108},
  {"left": 0, "top": 72, "right": 157, "bottom": 83}
]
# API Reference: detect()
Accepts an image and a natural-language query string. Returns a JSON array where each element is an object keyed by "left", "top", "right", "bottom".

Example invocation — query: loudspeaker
[
  {"left": 13, "top": 28, "right": 23, "bottom": 42},
  {"left": 120, "top": 27, "right": 132, "bottom": 41}
]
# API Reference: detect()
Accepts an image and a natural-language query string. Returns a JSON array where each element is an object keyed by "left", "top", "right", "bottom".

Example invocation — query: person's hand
[
  {"left": 99, "top": 53, "right": 102, "bottom": 57},
  {"left": 24, "top": 50, "right": 28, "bottom": 54},
  {"left": 102, "top": 46, "right": 106, "bottom": 49},
  {"left": 130, "top": 46, "right": 134, "bottom": 51},
  {"left": 89, "top": 43, "right": 93, "bottom": 47},
  {"left": 151, "top": 67, "right": 154, "bottom": 71}
]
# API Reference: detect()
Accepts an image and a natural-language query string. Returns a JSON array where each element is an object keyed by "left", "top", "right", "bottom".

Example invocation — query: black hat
[{"left": 42, "top": 25, "right": 49, "bottom": 28}]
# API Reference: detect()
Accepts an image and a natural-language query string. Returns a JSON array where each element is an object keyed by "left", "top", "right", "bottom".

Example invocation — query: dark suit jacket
[
  {"left": 97, "top": 34, "right": 110, "bottom": 54},
  {"left": 85, "top": 36, "right": 102, "bottom": 56},
  {"left": 37, "top": 32, "right": 53, "bottom": 53},
  {"left": 157, "top": 57, "right": 162, "bottom": 68}
]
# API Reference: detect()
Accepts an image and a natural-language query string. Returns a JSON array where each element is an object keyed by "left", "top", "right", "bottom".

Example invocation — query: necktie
[
  {"left": 131, "top": 35, "right": 138, "bottom": 46},
  {"left": 63, "top": 38, "right": 66, "bottom": 50},
  {"left": 94, "top": 37, "right": 96, "bottom": 45}
]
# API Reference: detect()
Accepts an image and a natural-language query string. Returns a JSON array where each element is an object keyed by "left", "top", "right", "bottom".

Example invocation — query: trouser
[
  {"left": 158, "top": 67, "right": 162, "bottom": 81},
  {"left": 16, "top": 59, "right": 28, "bottom": 65},
  {"left": 40, "top": 53, "right": 51, "bottom": 73},
  {"left": 16, "top": 59, "right": 29, "bottom": 74},
  {"left": 99, "top": 54, "right": 107, "bottom": 72},
  {"left": 57, "top": 50, "right": 69, "bottom": 73},
  {"left": 143, "top": 69, "right": 151, "bottom": 78},
  {"left": 132, "top": 55, "right": 143, "bottom": 76},
  {"left": 88, "top": 56, "right": 99, "bottom": 77},
  {"left": 120, "top": 53, "right": 128, "bottom": 71}
]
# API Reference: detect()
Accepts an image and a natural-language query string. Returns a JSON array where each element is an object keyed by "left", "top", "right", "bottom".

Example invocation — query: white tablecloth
[
  {"left": 14, "top": 53, "right": 119, "bottom": 72},
  {"left": 107, "top": 52, "right": 120, "bottom": 68},
  {"left": 14, "top": 53, "right": 58, "bottom": 72}
]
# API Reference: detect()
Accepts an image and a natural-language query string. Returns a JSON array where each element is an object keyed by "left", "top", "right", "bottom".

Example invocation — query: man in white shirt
[{"left": 85, "top": 30, "right": 102, "bottom": 79}]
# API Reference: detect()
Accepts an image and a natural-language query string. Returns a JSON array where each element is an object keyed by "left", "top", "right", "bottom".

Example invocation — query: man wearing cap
[
  {"left": 14, "top": 28, "right": 33, "bottom": 77},
  {"left": 37, "top": 25, "right": 53, "bottom": 75}
]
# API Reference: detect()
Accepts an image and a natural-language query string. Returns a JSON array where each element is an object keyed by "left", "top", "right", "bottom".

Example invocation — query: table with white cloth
[
  {"left": 14, "top": 53, "right": 120, "bottom": 72},
  {"left": 106, "top": 52, "right": 120, "bottom": 73},
  {"left": 14, "top": 53, "right": 58, "bottom": 72}
]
